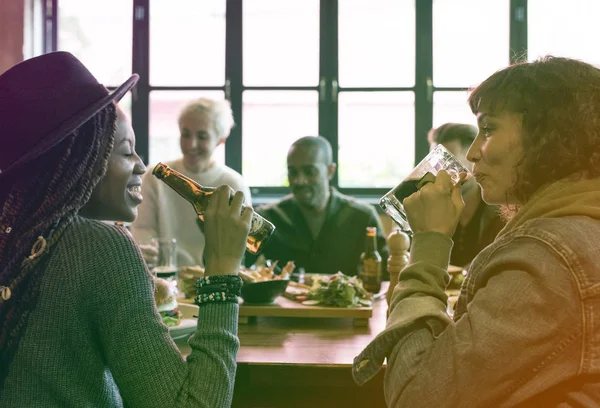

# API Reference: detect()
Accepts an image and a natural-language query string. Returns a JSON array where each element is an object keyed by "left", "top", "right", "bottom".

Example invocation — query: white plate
[{"left": 169, "top": 303, "right": 198, "bottom": 341}]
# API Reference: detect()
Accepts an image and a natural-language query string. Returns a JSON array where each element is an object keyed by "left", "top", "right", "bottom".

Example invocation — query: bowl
[{"left": 240, "top": 279, "right": 290, "bottom": 304}]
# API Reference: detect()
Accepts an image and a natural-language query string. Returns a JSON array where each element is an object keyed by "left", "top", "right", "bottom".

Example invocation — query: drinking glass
[
  {"left": 151, "top": 237, "right": 178, "bottom": 278},
  {"left": 379, "top": 144, "right": 471, "bottom": 233}
]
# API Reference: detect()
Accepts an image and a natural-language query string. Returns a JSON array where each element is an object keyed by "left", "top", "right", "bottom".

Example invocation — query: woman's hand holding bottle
[{"left": 203, "top": 185, "right": 253, "bottom": 276}]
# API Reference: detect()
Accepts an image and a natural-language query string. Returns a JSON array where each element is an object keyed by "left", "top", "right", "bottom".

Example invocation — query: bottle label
[
  {"left": 360, "top": 259, "right": 381, "bottom": 292},
  {"left": 249, "top": 213, "right": 264, "bottom": 234}
]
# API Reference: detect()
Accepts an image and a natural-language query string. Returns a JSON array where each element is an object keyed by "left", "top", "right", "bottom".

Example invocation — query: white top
[{"left": 130, "top": 158, "right": 252, "bottom": 266}]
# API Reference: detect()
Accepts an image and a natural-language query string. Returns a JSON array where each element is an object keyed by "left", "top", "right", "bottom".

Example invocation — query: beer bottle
[
  {"left": 359, "top": 227, "right": 382, "bottom": 293},
  {"left": 152, "top": 162, "right": 275, "bottom": 255}
]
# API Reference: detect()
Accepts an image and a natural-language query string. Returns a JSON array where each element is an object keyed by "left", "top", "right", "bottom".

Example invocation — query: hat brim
[{"left": 0, "top": 74, "right": 139, "bottom": 180}]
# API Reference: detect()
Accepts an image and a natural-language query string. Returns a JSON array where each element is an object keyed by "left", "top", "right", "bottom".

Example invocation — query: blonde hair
[{"left": 178, "top": 98, "right": 235, "bottom": 140}]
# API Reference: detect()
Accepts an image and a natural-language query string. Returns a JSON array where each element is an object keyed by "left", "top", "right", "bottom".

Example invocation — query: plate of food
[
  {"left": 285, "top": 272, "right": 373, "bottom": 308},
  {"left": 154, "top": 277, "right": 198, "bottom": 340}
]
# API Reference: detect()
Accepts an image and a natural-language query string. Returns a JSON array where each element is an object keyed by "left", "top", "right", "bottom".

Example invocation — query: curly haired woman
[
  {"left": 354, "top": 56, "right": 600, "bottom": 407},
  {"left": 0, "top": 52, "right": 251, "bottom": 407}
]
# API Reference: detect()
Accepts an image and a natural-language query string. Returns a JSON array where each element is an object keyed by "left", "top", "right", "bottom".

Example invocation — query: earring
[{"left": 2, "top": 226, "right": 11, "bottom": 234}]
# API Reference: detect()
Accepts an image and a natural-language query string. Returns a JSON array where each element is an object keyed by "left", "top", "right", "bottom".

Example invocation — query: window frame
[{"left": 43, "top": 0, "right": 527, "bottom": 201}]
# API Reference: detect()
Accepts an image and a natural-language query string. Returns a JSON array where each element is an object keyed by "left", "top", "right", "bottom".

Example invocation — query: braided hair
[{"left": 0, "top": 103, "right": 118, "bottom": 388}]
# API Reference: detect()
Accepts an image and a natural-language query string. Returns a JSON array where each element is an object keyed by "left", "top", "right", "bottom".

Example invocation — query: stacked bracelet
[
  {"left": 195, "top": 275, "right": 242, "bottom": 306},
  {"left": 196, "top": 291, "right": 239, "bottom": 305}
]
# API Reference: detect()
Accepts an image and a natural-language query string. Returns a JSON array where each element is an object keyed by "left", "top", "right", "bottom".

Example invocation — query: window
[
  {"left": 243, "top": 0, "right": 319, "bottom": 86},
  {"left": 242, "top": 0, "right": 320, "bottom": 187},
  {"left": 148, "top": 91, "right": 226, "bottom": 166},
  {"left": 337, "top": 0, "right": 416, "bottom": 187},
  {"left": 57, "top": 0, "right": 132, "bottom": 87},
  {"left": 145, "top": 0, "right": 227, "bottom": 165},
  {"left": 242, "top": 91, "right": 319, "bottom": 186},
  {"left": 50, "top": 0, "right": 530, "bottom": 199},
  {"left": 431, "top": 0, "right": 509, "bottom": 140},
  {"left": 432, "top": 91, "right": 476, "bottom": 128},
  {"left": 528, "top": 0, "right": 600, "bottom": 65},
  {"left": 432, "top": 0, "right": 510, "bottom": 88},
  {"left": 149, "top": 0, "right": 226, "bottom": 86},
  {"left": 338, "top": 92, "right": 414, "bottom": 187},
  {"left": 338, "top": 0, "right": 414, "bottom": 87}
]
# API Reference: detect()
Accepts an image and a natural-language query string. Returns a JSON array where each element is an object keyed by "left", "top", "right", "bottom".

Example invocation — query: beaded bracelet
[
  {"left": 195, "top": 291, "right": 239, "bottom": 305},
  {"left": 194, "top": 275, "right": 242, "bottom": 306},
  {"left": 196, "top": 275, "right": 243, "bottom": 293}
]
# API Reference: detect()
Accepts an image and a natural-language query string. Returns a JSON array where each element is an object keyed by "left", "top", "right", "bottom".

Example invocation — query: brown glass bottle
[
  {"left": 152, "top": 162, "right": 275, "bottom": 255},
  {"left": 359, "top": 227, "right": 382, "bottom": 293}
]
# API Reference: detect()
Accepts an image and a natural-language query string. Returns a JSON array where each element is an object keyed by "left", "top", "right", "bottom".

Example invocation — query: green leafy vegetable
[{"left": 303, "top": 272, "right": 372, "bottom": 308}]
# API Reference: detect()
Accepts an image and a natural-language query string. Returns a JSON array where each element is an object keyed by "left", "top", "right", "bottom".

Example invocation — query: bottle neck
[
  {"left": 154, "top": 165, "right": 214, "bottom": 205},
  {"left": 365, "top": 234, "right": 378, "bottom": 254}
]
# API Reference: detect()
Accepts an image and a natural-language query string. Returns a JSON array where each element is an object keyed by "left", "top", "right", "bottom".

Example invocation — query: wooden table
[{"left": 175, "top": 283, "right": 389, "bottom": 408}]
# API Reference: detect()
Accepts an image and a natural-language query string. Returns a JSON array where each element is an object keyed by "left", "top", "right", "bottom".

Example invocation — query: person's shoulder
[
  {"left": 518, "top": 216, "right": 600, "bottom": 239},
  {"left": 491, "top": 216, "right": 600, "bottom": 270},
  {"left": 64, "top": 217, "right": 143, "bottom": 263},
  {"left": 214, "top": 164, "right": 246, "bottom": 185},
  {"left": 334, "top": 190, "right": 377, "bottom": 215},
  {"left": 166, "top": 158, "right": 184, "bottom": 169},
  {"left": 256, "top": 194, "right": 295, "bottom": 214}
]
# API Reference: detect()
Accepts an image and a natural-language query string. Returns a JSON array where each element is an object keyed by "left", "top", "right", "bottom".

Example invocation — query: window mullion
[
  {"left": 43, "top": 0, "right": 57, "bottom": 53},
  {"left": 414, "top": 0, "right": 433, "bottom": 164},
  {"left": 319, "top": 0, "right": 339, "bottom": 187},
  {"left": 510, "top": 0, "right": 528, "bottom": 63},
  {"left": 131, "top": 0, "right": 150, "bottom": 164},
  {"left": 225, "top": 0, "right": 243, "bottom": 174}
]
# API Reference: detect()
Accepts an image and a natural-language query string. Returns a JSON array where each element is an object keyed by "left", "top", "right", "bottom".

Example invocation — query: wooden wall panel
[{"left": 0, "top": 0, "right": 25, "bottom": 74}]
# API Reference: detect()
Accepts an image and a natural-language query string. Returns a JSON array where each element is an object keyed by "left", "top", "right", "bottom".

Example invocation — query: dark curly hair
[
  {"left": 0, "top": 103, "right": 117, "bottom": 389},
  {"left": 468, "top": 55, "right": 600, "bottom": 204}
]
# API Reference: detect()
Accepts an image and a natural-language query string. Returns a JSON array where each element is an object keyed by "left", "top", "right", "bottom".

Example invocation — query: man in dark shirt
[
  {"left": 428, "top": 123, "right": 504, "bottom": 267},
  {"left": 249, "top": 136, "right": 389, "bottom": 277}
]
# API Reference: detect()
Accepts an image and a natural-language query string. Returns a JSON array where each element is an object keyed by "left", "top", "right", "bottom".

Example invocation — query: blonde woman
[{"left": 132, "top": 98, "right": 252, "bottom": 267}]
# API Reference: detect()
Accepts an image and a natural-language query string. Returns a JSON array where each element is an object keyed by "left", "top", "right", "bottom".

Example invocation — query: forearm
[
  {"left": 180, "top": 303, "right": 239, "bottom": 408},
  {"left": 354, "top": 232, "right": 453, "bottom": 385}
]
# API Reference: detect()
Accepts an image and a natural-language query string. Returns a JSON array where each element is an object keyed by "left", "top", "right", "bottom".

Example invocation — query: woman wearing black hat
[{"left": 0, "top": 52, "right": 251, "bottom": 407}]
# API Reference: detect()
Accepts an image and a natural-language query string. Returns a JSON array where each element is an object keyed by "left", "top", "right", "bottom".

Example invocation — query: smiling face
[
  {"left": 80, "top": 106, "right": 147, "bottom": 222},
  {"left": 466, "top": 112, "right": 523, "bottom": 205},
  {"left": 179, "top": 110, "right": 224, "bottom": 171},
  {"left": 287, "top": 144, "right": 336, "bottom": 211}
]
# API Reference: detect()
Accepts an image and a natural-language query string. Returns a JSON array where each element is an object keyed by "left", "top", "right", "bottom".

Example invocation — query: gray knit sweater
[{"left": 0, "top": 216, "right": 239, "bottom": 407}]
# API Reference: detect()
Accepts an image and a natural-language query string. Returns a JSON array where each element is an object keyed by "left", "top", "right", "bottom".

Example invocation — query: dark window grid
[{"left": 52, "top": 0, "right": 528, "bottom": 198}]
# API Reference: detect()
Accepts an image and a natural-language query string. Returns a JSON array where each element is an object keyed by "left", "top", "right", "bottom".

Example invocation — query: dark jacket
[{"left": 248, "top": 189, "right": 389, "bottom": 278}]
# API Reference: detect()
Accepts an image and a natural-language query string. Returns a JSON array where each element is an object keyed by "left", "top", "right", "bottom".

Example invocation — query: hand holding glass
[{"left": 379, "top": 144, "right": 471, "bottom": 233}]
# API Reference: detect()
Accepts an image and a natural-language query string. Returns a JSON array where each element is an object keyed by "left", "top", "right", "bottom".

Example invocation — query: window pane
[
  {"left": 149, "top": 91, "right": 226, "bottom": 166},
  {"left": 528, "top": 0, "right": 600, "bottom": 65},
  {"left": 242, "top": 91, "right": 319, "bottom": 186},
  {"left": 339, "top": 0, "right": 415, "bottom": 87},
  {"left": 243, "top": 0, "right": 319, "bottom": 86},
  {"left": 150, "top": 0, "right": 225, "bottom": 86},
  {"left": 58, "top": 0, "right": 132, "bottom": 86},
  {"left": 338, "top": 92, "right": 414, "bottom": 188},
  {"left": 433, "top": 0, "right": 509, "bottom": 87},
  {"left": 432, "top": 91, "right": 477, "bottom": 128},
  {"left": 117, "top": 92, "right": 132, "bottom": 122}
]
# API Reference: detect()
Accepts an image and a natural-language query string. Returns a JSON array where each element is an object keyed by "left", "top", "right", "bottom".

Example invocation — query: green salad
[{"left": 304, "top": 272, "right": 372, "bottom": 308}]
